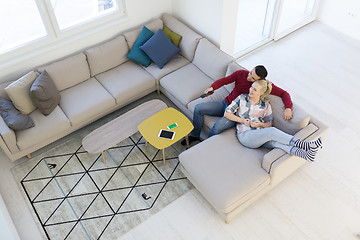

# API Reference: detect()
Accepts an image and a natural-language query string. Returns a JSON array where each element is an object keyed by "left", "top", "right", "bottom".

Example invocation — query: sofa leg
[
  {"left": 157, "top": 89, "right": 160, "bottom": 96},
  {"left": 225, "top": 220, "right": 230, "bottom": 224},
  {"left": 27, "top": 154, "right": 31, "bottom": 159}
]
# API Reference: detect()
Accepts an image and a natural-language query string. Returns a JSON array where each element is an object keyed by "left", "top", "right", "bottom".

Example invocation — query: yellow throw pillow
[{"left": 163, "top": 26, "right": 182, "bottom": 47}]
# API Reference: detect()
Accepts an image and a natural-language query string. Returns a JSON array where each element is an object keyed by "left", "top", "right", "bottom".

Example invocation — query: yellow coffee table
[{"left": 138, "top": 108, "right": 194, "bottom": 165}]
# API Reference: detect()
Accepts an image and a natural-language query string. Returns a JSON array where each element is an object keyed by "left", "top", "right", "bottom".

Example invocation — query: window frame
[{"left": 0, "top": 0, "right": 127, "bottom": 63}]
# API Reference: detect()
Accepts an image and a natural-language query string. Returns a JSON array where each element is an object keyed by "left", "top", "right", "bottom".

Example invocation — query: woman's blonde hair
[{"left": 255, "top": 80, "right": 272, "bottom": 102}]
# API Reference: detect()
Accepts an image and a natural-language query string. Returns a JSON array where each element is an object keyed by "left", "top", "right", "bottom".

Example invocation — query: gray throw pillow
[
  {"left": 30, "top": 71, "right": 61, "bottom": 115},
  {"left": 0, "top": 98, "right": 35, "bottom": 130}
]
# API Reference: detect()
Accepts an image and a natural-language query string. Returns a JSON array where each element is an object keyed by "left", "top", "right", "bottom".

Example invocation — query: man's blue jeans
[{"left": 190, "top": 100, "right": 236, "bottom": 138}]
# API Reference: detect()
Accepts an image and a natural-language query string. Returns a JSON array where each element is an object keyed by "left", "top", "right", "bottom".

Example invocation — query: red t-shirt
[{"left": 211, "top": 70, "right": 293, "bottom": 109}]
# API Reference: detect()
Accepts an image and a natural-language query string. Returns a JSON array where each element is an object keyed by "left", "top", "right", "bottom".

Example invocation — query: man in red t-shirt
[{"left": 181, "top": 65, "right": 293, "bottom": 145}]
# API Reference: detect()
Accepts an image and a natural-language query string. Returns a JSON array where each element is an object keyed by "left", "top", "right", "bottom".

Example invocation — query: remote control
[{"left": 200, "top": 91, "right": 214, "bottom": 98}]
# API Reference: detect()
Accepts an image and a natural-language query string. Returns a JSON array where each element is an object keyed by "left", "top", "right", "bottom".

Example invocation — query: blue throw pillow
[
  {"left": 127, "top": 26, "right": 154, "bottom": 67},
  {"left": 139, "top": 29, "right": 180, "bottom": 69}
]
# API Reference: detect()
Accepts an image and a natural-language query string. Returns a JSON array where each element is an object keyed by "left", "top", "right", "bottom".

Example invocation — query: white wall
[
  {"left": 0, "top": 0, "right": 172, "bottom": 82},
  {"left": 318, "top": 0, "right": 360, "bottom": 41},
  {"left": 172, "top": 0, "right": 223, "bottom": 47}
]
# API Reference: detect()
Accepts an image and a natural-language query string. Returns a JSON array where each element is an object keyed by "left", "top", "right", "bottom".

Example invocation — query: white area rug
[{"left": 11, "top": 130, "right": 192, "bottom": 240}]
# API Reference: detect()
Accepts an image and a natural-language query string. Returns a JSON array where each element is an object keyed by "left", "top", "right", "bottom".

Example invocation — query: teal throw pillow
[
  {"left": 127, "top": 26, "right": 154, "bottom": 67},
  {"left": 139, "top": 29, "right": 180, "bottom": 69}
]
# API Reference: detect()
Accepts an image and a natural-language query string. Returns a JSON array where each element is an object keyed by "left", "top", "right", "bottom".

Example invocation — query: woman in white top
[{"left": 224, "top": 80, "right": 322, "bottom": 162}]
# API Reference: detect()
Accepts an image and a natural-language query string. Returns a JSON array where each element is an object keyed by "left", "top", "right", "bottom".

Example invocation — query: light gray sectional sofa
[
  {"left": 0, "top": 12, "right": 236, "bottom": 162},
  {"left": 0, "top": 13, "right": 197, "bottom": 162},
  {"left": 0, "top": 13, "right": 328, "bottom": 224}
]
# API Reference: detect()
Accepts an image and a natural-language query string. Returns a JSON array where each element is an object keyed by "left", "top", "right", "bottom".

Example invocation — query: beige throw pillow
[{"left": 5, "top": 71, "right": 38, "bottom": 114}]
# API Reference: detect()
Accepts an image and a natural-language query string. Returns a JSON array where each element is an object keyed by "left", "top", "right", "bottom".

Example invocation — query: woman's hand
[
  {"left": 250, "top": 120, "right": 261, "bottom": 128},
  {"left": 243, "top": 119, "right": 251, "bottom": 127},
  {"left": 250, "top": 120, "right": 272, "bottom": 128}
]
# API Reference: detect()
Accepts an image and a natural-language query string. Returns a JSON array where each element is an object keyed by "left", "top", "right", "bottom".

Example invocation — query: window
[
  {"left": 0, "top": 0, "right": 125, "bottom": 55},
  {"left": 276, "top": 0, "right": 317, "bottom": 37},
  {"left": 0, "top": 0, "right": 47, "bottom": 54},
  {"left": 233, "top": 0, "right": 319, "bottom": 56},
  {"left": 50, "top": 0, "right": 118, "bottom": 30},
  {"left": 234, "top": 0, "right": 276, "bottom": 54}
]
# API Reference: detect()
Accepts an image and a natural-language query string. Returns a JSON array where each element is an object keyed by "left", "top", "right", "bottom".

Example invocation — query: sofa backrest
[
  {"left": 85, "top": 36, "right": 129, "bottom": 77},
  {"left": 268, "top": 95, "right": 310, "bottom": 135},
  {"left": 225, "top": 62, "right": 247, "bottom": 93},
  {"left": 0, "top": 81, "right": 13, "bottom": 100},
  {"left": 162, "top": 13, "right": 202, "bottom": 61},
  {"left": 193, "top": 38, "right": 234, "bottom": 81},
  {"left": 37, "top": 53, "right": 90, "bottom": 91}
]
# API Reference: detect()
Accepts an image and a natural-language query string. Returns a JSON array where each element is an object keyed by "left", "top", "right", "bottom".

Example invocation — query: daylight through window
[
  {"left": 0, "top": 0, "right": 47, "bottom": 53},
  {"left": 0, "top": 0, "right": 124, "bottom": 54}
]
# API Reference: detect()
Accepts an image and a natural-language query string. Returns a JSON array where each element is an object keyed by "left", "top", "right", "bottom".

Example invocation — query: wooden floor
[{"left": 1, "top": 20, "right": 360, "bottom": 240}]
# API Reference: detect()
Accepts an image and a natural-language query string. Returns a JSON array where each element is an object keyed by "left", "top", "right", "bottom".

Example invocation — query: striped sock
[
  {"left": 293, "top": 137, "right": 322, "bottom": 151},
  {"left": 292, "top": 147, "right": 318, "bottom": 162}
]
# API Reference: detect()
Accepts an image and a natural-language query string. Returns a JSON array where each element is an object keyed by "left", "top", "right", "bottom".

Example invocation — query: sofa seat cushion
[
  {"left": 160, "top": 63, "right": 214, "bottom": 106},
  {"left": 95, "top": 61, "right": 156, "bottom": 106},
  {"left": 16, "top": 106, "right": 71, "bottom": 150},
  {"left": 186, "top": 86, "right": 230, "bottom": 132},
  {"left": 145, "top": 54, "right": 190, "bottom": 82},
  {"left": 179, "top": 130, "right": 270, "bottom": 214},
  {"left": 59, "top": 78, "right": 116, "bottom": 126}
]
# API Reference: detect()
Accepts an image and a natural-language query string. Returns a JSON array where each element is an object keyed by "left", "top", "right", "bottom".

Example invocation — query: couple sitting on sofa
[{"left": 181, "top": 65, "right": 322, "bottom": 162}]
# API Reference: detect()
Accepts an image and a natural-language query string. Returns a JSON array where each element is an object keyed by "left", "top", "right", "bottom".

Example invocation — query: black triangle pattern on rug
[{"left": 20, "top": 134, "right": 190, "bottom": 240}]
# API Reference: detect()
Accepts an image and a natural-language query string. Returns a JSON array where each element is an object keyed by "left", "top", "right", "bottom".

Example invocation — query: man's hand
[
  {"left": 205, "top": 87, "right": 214, "bottom": 94},
  {"left": 284, "top": 108, "right": 293, "bottom": 120}
]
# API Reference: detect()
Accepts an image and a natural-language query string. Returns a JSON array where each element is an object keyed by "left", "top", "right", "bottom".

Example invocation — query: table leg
[
  {"left": 162, "top": 148, "right": 166, "bottom": 165},
  {"left": 185, "top": 135, "right": 190, "bottom": 148},
  {"left": 102, "top": 151, "right": 106, "bottom": 164}
]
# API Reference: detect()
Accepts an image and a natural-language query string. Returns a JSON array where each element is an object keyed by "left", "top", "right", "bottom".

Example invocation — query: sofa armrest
[
  {"left": 262, "top": 119, "right": 328, "bottom": 186},
  {"left": 262, "top": 123, "right": 319, "bottom": 172},
  {"left": 0, "top": 116, "right": 19, "bottom": 154}
]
